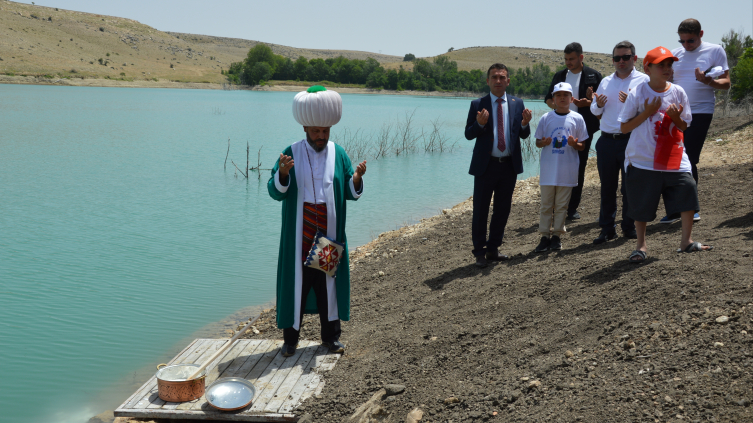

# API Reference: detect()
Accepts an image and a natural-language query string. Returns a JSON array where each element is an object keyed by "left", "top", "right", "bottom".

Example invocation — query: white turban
[{"left": 292, "top": 86, "right": 342, "bottom": 127}]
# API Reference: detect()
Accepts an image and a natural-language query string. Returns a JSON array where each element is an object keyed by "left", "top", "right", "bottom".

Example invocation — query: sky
[{"left": 15, "top": 0, "right": 753, "bottom": 58}]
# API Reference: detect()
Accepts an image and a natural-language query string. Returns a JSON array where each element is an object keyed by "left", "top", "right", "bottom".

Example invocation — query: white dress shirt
[
  {"left": 489, "top": 92, "right": 511, "bottom": 157},
  {"left": 302, "top": 141, "right": 327, "bottom": 204},
  {"left": 590, "top": 67, "right": 649, "bottom": 134}
]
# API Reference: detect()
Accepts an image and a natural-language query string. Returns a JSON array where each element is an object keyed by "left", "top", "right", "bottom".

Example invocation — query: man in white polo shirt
[
  {"left": 590, "top": 41, "right": 649, "bottom": 244},
  {"left": 663, "top": 18, "right": 730, "bottom": 223}
]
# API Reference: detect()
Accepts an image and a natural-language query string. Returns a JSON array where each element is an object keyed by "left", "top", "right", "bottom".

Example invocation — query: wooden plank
[
  {"left": 115, "top": 337, "right": 343, "bottom": 421},
  {"left": 156, "top": 339, "right": 225, "bottom": 410},
  {"left": 115, "top": 407, "right": 297, "bottom": 421},
  {"left": 278, "top": 344, "right": 329, "bottom": 413},
  {"left": 249, "top": 340, "right": 312, "bottom": 412},
  {"left": 187, "top": 339, "right": 268, "bottom": 411},
  {"left": 175, "top": 339, "right": 250, "bottom": 411},
  {"left": 240, "top": 340, "right": 284, "bottom": 382},
  {"left": 263, "top": 342, "right": 321, "bottom": 413},
  {"left": 121, "top": 339, "right": 207, "bottom": 410},
  {"left": 294, "top": 347, "right": 342, "bottom": 408}
]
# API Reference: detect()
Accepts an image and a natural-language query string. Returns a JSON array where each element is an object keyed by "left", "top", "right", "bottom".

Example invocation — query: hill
[
  {"left": 386, "top": 46, "right": 618, "bottom": 77},
  {"left": 0, "top": 1, "right": 400, "bottom": 84},
  {"left": 1, "top": 1, "right": 620, "bottom": 88}
]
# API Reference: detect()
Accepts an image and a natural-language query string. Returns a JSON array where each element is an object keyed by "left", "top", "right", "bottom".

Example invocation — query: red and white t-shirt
[{"left": 618, "top": 82, "right": 692, "bottom": 172}]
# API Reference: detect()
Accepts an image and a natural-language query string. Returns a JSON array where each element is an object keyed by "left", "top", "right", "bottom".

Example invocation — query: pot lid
[
  {"left": 155, "top": 364, "right": 206, "bottom": 381},
  {"left": 206, "top": 377, "right": 256, "bottom": 411}
]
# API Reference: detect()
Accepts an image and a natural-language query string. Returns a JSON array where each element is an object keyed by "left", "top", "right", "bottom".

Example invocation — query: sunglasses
[
  {"left": 613, "top": 54, "right": 633, "bottom": 62},
  {"left": 678, "top": 39, "right": 696, "bottom": 44}
]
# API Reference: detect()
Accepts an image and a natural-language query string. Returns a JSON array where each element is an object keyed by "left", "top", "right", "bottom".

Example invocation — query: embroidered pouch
[{"left": 304, "top": 231, "right": 345, "bottom": 277}]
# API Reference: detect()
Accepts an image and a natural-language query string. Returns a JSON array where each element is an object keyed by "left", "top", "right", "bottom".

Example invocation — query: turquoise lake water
[{"left": 0, "top": 85, "right": 553, "bottom": 422}]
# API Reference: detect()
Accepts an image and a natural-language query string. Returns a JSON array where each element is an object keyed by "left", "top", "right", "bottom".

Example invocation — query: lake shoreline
[{"left": 0, "top": 74, "right": 549, "bottom": 99}]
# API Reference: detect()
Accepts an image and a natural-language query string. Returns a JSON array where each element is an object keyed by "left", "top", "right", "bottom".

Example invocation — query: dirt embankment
[
  {"left": 113, "top": 117, "right": 752, "bottom": 423},
  {"left": 241, "top": 118, "right": 753, "bottom": 423}
]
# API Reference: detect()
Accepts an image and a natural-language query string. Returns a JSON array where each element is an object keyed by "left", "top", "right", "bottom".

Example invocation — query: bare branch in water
[
  {"left": 224, "top": 138, "right": 230, "bottom": 170},
  {"left": 231, "top": 160, "right": 248, "bottom": 178}
]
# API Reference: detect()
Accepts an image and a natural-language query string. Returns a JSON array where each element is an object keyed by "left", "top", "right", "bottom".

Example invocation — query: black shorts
[{"left": 625, "top": 166, "right": 700, "bottom": 222}]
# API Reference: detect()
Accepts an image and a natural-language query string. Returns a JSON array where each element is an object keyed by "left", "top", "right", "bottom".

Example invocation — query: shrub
[
  {"left": 106, "top": 53, "right": 110, "bottom": 57},
  {"left": 120, "top": 72, "right": 125, "bottom": 77},
  {"left": 403, "top": 53, "right": 416, "bottom": 62},
  {"left": 99, "top": 27, "right": 105, "bottom": 32},
  {"left": 98, "top": 58, "right": 103, "bottom": 64}
]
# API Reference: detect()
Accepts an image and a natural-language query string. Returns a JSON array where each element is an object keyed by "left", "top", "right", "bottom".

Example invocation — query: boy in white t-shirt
[
  {"left": 533, "top": 82, "right": 588, "bottom": 252},
  {"left": 618, "top": 46, "right": 713, "bottom": 264}
]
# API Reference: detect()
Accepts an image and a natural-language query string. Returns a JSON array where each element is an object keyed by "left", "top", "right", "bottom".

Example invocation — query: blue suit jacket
[{"left": 464, "top": 93, "right": 530, "bottom": 176}]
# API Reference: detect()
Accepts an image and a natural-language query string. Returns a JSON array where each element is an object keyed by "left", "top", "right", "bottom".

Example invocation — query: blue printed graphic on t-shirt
[{"left": 550, "top": 126, "right": 570, "bottom": 154}]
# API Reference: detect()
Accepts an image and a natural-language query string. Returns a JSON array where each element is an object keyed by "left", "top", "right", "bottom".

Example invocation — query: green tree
[
  {"left": 722, "top": 29, "right": 753, "bottom": 68},
  {"left": 244, "top": 62, "right": 273, "bottom": 85},
  {"left": 731, "top": 47, "right": 753, "bottom": 100},
  {"left": 244, "top": 44, "right": 277, "bottom": 74},
  {"left": 403, "top": 53, "right": 416, "bottom": 61}
]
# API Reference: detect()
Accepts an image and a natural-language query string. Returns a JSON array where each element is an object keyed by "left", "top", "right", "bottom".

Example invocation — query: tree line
[{"left": 225, "top": 44, "right": 561, "bottom": 96}]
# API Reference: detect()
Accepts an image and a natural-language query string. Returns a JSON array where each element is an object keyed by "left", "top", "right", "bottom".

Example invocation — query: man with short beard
[
  {"left": 268, "top": 86, "right": 367, "bottom": 358},
  {"left": 545, "top": 42, "right": 602, "bottom": 220},
  {"left": 590, "top": 41, "right": 649, "bottom": 244}
]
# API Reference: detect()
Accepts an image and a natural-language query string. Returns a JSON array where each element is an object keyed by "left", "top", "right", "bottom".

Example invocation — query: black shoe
[
  {"left": 567, "top": 212, "right": 581, "bottom": 220},
  {"left": 485, "top": 251, "right": 509, "bottom": 261},
  {"left": 475, "top": 256, "right": 488, "bottom": 268},
  {"left": 281, "top": 343, "right": 296, "bottom": 357},
  {"left": 534, "top": 236, "right": 550, "bottom": 253},
  {"left": 323, "top": 340, "right": 345, "bottom": 354},
  {"left": 622, "top": 229, "right": 638, "bottom": 239},
  {"left": 550, "top": 235, "right": 562, "bottom": 250},
  {"left": 593, "top": 231, "right": 618, "bottom": 245}
]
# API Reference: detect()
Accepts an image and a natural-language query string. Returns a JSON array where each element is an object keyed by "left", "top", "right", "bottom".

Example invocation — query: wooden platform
[{"left": 114, "top": 339, "right": 341, "bottom": 421}]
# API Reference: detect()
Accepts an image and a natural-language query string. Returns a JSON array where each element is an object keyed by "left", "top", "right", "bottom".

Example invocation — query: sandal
[
  {"left": 679, "top": 242, "right": 714, "bottom": 253},
  {"left": 628, "top": 250, "right": 647, "bottom": 264}
]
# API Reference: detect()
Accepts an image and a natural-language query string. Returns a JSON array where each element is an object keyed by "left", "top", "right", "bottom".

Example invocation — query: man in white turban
[{"left": 268, "top": 85, "right": 367, "bottom": 357}]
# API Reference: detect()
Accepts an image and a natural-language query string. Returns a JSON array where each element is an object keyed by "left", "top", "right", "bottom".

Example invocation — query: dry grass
[
  {"left": 384, "top": 46, "right": 618, "bottom": 76},
  {"left": 0, "top": 1, "right": 400, "bottom": 84}
]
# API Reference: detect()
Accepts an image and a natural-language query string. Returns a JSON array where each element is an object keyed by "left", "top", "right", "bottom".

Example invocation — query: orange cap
[{"left": 643, "top": 46, "right": 679, "bottom": 66}]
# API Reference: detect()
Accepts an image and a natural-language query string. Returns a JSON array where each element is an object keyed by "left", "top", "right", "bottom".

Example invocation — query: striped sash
[{"left": 302, "top": 202, "right": 327, "bottom": 260}]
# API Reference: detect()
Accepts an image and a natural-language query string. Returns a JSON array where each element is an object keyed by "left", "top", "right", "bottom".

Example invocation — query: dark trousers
[
  {"left": 283, "top": 265, "right": 341, "bottom": 346},
  {"left": 472, "top": 158, "right": 517, "bottom": 257},
  {"left": 595, "top": 135, "right": 634, "bottom": 233},
  {"left": 683, "top": 113, "right": 713, "bottom": 184},
  {"left": 567, "top": 133, "right": 595, "bottom": 215}
]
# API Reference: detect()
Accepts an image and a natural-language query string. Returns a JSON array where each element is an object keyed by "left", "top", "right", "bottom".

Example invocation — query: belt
[
  {"left": 490, "top": 155, "right": 511, "bottom": 163},
  {"left": 602, "top": 132, "right": 631, "bottom": 140}
]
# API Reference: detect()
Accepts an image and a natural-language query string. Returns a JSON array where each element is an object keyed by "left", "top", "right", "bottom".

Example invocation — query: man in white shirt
[
  {"left": 664, "top": 18, "right": 730, "bottom": 223},
  {"left": 590, "top": 41, "right": 649, "bottom": 244}
]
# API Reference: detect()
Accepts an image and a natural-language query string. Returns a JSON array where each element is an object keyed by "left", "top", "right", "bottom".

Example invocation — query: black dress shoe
[
  {"left": 281, "top": 343, "right": 296, "bottom": 357},
  {"left": 475, "top": 256, "right": 488, "bottom": 268},
  {"left": 550, "top": 235, "right": 562, "bottom": 250},
  {"left": 622, "top": 229, "right": 638, "bottom": 239},
  {"left": 534, "top": 236, "right": 550, "bottom": 253},
  {"left": 593, "top": 231, "right": 618, "bottom": 245},
  {"left": 567, "top": 211, "right": 581, "bottom": 220},
  {"left": 323, "top": 340, "right": 345, "bottom": 354},
  {"left": 485, "top": 251, "right": 509, "bottom": 261}
]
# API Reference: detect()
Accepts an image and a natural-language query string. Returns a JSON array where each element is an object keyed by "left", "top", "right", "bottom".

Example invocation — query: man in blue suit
[{"left": 465, "top": 63, "right": 532, "bottom": 268}]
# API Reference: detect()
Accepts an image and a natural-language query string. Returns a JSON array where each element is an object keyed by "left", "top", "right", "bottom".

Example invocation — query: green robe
[{"left": 268, "top": 140, "right": 362, "bottom": 330}]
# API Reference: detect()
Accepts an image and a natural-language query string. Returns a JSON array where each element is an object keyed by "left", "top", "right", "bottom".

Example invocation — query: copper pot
[{"left": 155, "top": 363, "right": 206, "bottom": 402}]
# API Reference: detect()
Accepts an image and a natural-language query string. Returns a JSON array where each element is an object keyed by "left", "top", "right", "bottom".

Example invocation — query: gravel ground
[{"left": 114, "top": 119, "right": 752, "bottom": 423}]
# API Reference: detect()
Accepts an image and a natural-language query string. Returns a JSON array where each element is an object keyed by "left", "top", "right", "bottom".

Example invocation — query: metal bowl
[{"left": 205, "top": 377, "right": 256, "bottom": 411}]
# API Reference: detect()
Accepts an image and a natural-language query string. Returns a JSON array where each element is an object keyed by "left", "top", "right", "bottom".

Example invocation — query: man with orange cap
[{"left": 268, "top": 86, "right": 367, "bottom": 357}]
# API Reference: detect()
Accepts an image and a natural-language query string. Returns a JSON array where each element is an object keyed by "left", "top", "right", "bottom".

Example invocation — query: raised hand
[
  {"left": 593, "top": 92, "right": 608, "bottom": 108},
  {"left": 538, "top": 137, "right": 553, "bottom": 147},
  {"left": 618, "top": 90, "right": 628, "bottom": 103},
  {"left": 644, "top": 97, "right": 662, "bottom": 115},
  {"left": 586, "top": 86, "right": 594, "bottom": 100},
  {"left": 522, "top": 108, "right": 532, "bottom": 126},
  {"left": 352, "top": 160, "right": 367, "bottom": 189},
  {"left": 666, "top": 103, "right": 684, "bottom": 120},
  {"left": 567, "top": 135, "right": 579, "bottom": 147},
  {"left": 572, "top": 96, "right": 591, "bottom": 108},
  {"left": 476, "top": 108, "right": 489, "bottom": 126},
  {"left": 278, "top": 153, "right": 294, "bottom": 177}
]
